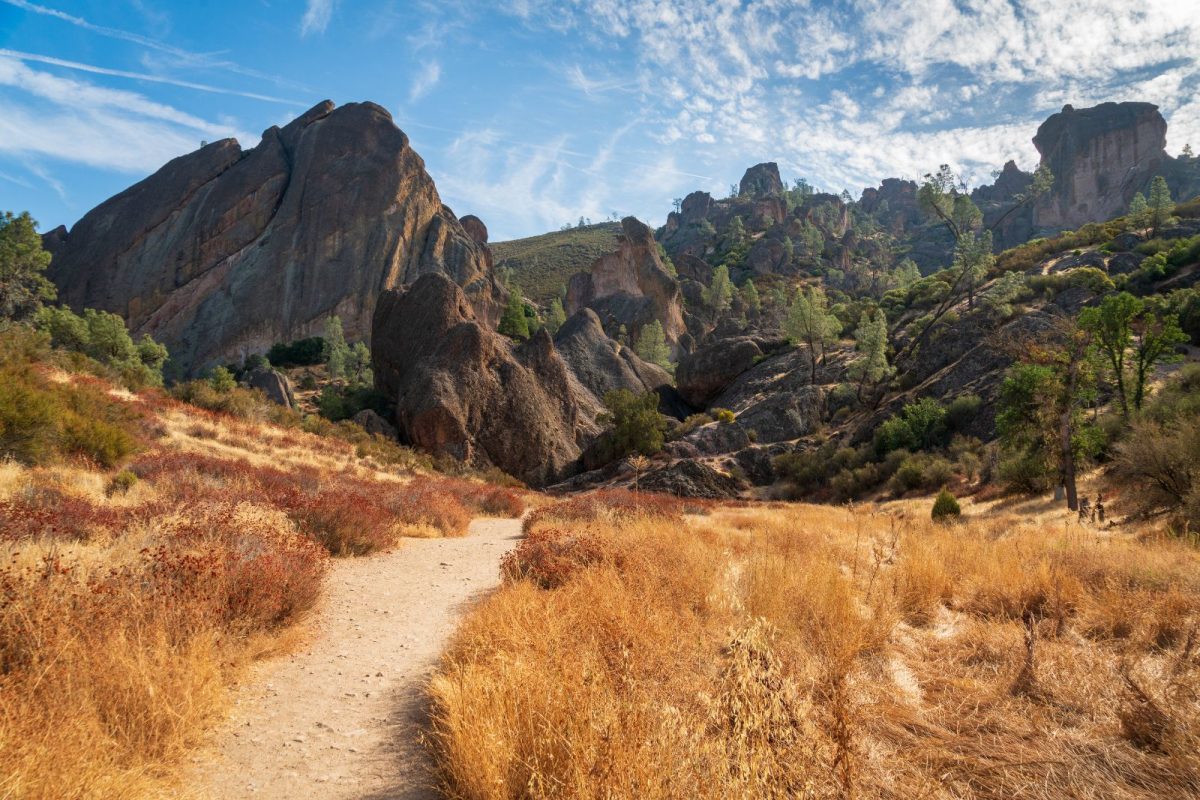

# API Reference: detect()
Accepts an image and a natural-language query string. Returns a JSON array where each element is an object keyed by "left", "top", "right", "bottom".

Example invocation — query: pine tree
[
  {"left": 1148, "top": 176, "right": 1173, "bottom": 234},
  {"left": 894, "top": 258, "right": 921, "bottom": 287},
  {"left": 544, "top": 297, "right": 567, "bottom": 335},
  {"left": 849, "top": 309, "right": 892, "bottom": 400},
  {"left": 0, "top": 210, "right": 56, "bottom": 320},
  {"left": 703, "top": 265, "right": 734, "bottom": 313},
  {"left": 634, "top": 320, "right": 671, "bottom": 370},
  {"left": 784, "top": 287, "right": 839, "bottom": 382},
  {"left": 1128, "top": 192, "right": 1150, "bottom": 230},
  {"left": 498, "top": 285, "right": 530, "bottom": 340},
  {"left": 739, "top": 279, "right": 761, "bottom": 316},
  {"left": 323, "top": 315, "right": 350, "bottom": 379}
]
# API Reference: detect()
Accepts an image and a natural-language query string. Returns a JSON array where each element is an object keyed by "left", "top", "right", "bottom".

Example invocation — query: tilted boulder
[
  {"left": 1032, "top": 102, "right": 1167, "bottom": 230},
  {"left": 245, "top": 366, "right": 295, "bottom": 408},
  {"left": 552, "top": 308, "right": 673, "bottom": 405},
  {"left": 372, "top": 273, "right": 590, "bottom": 486},
  {"left": 46, "top": 100, "right": 501, "bottom": 376},
  {"left": 565, "top": 217, "right": 686, "bottom": 351}
]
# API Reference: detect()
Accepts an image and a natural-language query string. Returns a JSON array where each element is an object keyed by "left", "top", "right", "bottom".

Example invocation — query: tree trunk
[{"left": 1060, "top": 409, "right": 1078, "bottom": 511}]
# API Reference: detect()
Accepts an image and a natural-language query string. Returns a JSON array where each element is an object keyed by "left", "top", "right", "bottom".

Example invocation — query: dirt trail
[{"left": 190, "top": 517, "right": 522, "bottom": 799}]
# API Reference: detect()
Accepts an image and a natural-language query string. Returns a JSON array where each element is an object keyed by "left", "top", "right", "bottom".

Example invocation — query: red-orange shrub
[{"left": 499, "top": 527, "right": 613, "bottom": 589}]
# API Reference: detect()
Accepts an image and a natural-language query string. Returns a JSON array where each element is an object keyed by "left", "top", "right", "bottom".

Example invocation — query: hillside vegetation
[
  {"left": 0, "top": 323, "right": 523, "bottom": 799},
  {"left": 431, "top": 492, "right": 1200, "bottom": 799},
  {"left": 492, "top": 222, "right": 621, "bottom": 303}
]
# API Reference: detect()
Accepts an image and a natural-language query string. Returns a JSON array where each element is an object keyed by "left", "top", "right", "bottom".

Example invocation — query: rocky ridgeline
[{"left": 45, "top": 100, "right": 501, "bottom": 377}]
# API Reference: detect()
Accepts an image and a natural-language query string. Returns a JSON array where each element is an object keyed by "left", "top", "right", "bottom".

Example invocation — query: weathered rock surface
[
  {"left": 675, "top": 335, "right": 788, "bottom": 408},
  {"left": 639, "top": 459, "right": 745, "bottom": 499},
  {"left": 565, "top": 217, "right": 686, "bottom": 350},
  {"left": 739, "top": 162, "right": 784, "bottom": 198},
  {"left": 353, "top": 409, "right": 398, "bottom": 440},
  {"left": 245, "top": 367, "right": 295, "bottom": 408},
  {"left": 1033, "top": 102, "right": 1167, "bottom": 230},
  {"left": 46, "top": 100, "right": 500, "bottom": 377},
  {"left": 553, "top": 308, "right": 673, "bottom": 405},
  {"left": 709, "top": 348, "right": 826, "bottom": 443},
  {"left": 372, "top": 273, "right": 588, "bottom": 486}
]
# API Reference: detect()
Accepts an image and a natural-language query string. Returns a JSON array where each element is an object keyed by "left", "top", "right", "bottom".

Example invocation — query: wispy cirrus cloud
[
  {"left": 0, "top": 54, "right": 253, "bottom": 174},
  {"left": 300, "top": 0, "right": 336, "bottom": 37},
  {"left": 408, "top": 61, "right": 441, "bottom": 103}
]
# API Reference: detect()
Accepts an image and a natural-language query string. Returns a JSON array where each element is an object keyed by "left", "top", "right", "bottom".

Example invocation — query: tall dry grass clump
[{"left": 429, "top": 497, "right": 1200, "bottom": 799}]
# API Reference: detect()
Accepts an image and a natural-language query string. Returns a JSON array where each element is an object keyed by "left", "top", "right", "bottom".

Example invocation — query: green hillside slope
[{"left": 492, "top": 222, "right": 621, "bottom": 303}]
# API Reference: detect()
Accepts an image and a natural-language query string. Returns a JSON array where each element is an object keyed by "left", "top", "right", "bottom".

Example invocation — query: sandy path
[{"left": 190, "top": 517, "right": 522, "bottom": 799}]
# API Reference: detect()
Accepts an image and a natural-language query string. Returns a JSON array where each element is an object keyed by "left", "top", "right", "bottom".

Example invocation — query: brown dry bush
[{"left": 430, "top": 504, "right": 1200, "bottom": 799}]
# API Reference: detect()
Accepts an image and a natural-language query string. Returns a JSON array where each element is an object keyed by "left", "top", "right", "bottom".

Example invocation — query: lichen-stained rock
[
  {"left": 565, "top": 216, "right": 686, "bottom": 350},
  {"left": 245, "top": 367, "right": 295, "bottom": 408},
  {"left": 46, "top": 100, "right": 501, "bottom": 377},
  {"left": 1032, "top": 102, "right": 1168, "bottom": 230}
]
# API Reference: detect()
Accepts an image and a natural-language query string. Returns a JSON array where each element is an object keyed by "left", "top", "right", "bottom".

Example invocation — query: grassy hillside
[
  {"left": 0, "top": 325, "right": 524, "bottom": 798},
  {"left": 492, "top": 222, "right": 621, "bottom": 303},
  {"left": 431, "top": 492, "right": 1200, "bottom": 798}
]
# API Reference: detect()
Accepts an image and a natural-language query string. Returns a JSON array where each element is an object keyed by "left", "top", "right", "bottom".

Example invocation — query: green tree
[
  {"left": 1148, "top": 176, "right": 1173, "bottom": 235},
  {"left": 1079, "top": 292, "right": 1140, "bottom": 418},
  {"left": 996, "top": 322, "right": 1098, "bottom": 510},
  {"left": 656, "top": 243, "right": 676, "bottom": 276},
  {"left": 849, "top": 309, "right": 892, "bottom": 400},
  {"left": 979, "top": 270, "right": 1028, "bottom": 318},
  {"left": 0, "top": 211, "right": 56, "bottom": 320},
  {"left": 348, "top": 341, "right": 373, "bottom": 388},
  {"left": 33, "top": 306, "right": 168, "bottom": 388},
  {"left": 784, "top": 287, "right": 839, "bottom": 382},
  {"left": 1130, "top": 304, "right": 1187, "bottom": 411},
  {"left": 739, "top": 279, "right": 761, "bottom": 316},
  {"left": 544, "top": 297, "right": 567, "bottom": 335},
  {"left": 1127, "top": 192, "right": 1150, "bottom": 230},
  {"left": 893, "top": 258, "right": 921, "bottom": 288},
  {"left": 498, "top": 285, "right": 530, "bottom": 340},
  {"left": 323, "top": 315, "right": 350, "bottom": 379},
  {"left": 598, "top": 389, "right": 667, "bottom": 458},
  {"left": 209, "top": 365, "right": 237, "bottom": 393},
  {"left": 795, "top": 220, "right": 824, "bottom": 258},
  {"left": 703, "top": 264, "right": 734, "bottom": 314},
  {"left": 918, "top": 165, "right": 982, "bottom": 241},
  {"left": 633, "top": 320, "right": 671, "bottom": 370}
]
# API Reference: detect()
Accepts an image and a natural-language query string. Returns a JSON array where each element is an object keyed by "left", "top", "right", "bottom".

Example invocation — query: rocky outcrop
[
  {"left": 639, "top": 459, "right": 745, "bottom": 499},
  {"left": 372, "top": 273, "right": 590, "bottom": 486},
  {"left": 676, "top": 336, "right": 781, "bottom": 408},
  {"left": 566, "top": 217, "right": 686, "bottom": 350},
  {"left": 708, "top": 348, "right": 825, "bottom": 443},
  {"left": 553, "top": 309, "right": 673, "bottom": 405},
  {"left": 353, "top": 409, "right": 398, "bottom": 440},
  {"left": 245, "top": 367, "right": 295, "bottom": 408},
  {"left": 1033, "top": 102, "right": 1168, "bottom": 230},
  {"left": 739, "top": 163, "right": 784, "bottom": 198},
  {"left": 46, "top": 100, "right": 501, "bottom": 377}
]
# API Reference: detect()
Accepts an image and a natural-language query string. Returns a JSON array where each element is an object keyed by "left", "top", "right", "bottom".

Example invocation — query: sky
[{"left": 1, "top": 0, "right": 1198, "bottom": 242}]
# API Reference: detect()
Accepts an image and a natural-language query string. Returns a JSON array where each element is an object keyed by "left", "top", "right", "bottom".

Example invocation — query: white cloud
[
  {"left": 408, "top": 61, "right": 441, "bottom": 103},
  {"left": 300, "top": 0, "right": 336, "bottom": 37},
  {"left": 0, "top": 55, "right": 252, "bottom": 174}
]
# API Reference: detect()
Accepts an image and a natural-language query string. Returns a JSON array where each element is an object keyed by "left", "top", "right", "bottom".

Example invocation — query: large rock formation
[
  {"left": 372, "top": 273, "right": 588, "bottom": 486},
  {"left": 552, "top": 308, "right": 673, "bottom": 404},
  {"left": 46, "top": 100, "right": 500, "bottom": 376},
  {"left": 565, "top": 217, "right": 686, "bottom": 350},
  {"left": 1033, "top": 102, "right": 1168, "bottom": 230},
  {"left": 739, "top": 162, "right": 784, "bottom": 198}
]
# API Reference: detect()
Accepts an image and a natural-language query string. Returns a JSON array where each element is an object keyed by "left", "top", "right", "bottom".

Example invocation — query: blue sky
[{"left": 1, "top": 0, "right": 1198, "bottom": 241}]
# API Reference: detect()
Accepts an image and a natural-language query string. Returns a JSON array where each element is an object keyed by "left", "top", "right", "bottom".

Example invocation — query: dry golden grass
[
  {"left": 429, "top": 498, "right": 1200, "bottom": 799},
  {"left": 0, "top": 369, "right": 521, "bottom": 798}
]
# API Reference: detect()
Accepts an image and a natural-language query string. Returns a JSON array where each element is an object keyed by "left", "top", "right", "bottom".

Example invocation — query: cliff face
[
  {"left": 46, "top": 100, "right": 500, "bottom": 376},
  {"left": 1033, "top": 102, "right": 1168, "bottom": 230},
  {"left": 565, "top": 217, "right": 687, "bottom": 350}
]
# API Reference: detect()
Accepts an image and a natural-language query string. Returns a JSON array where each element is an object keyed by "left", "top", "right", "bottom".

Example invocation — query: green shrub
[
  {"left": 931, "top": 488, "right": 961, "bottom": 521},
  {"left": 171, "top": 380, "right": 264, "bottom": 418},
  {"left": 712, "top": 408, "right": 736, "bottom": 424},
  {"left": 106, "top": 469, "right": 139, "bottom": 496},
  {"left": 597, "top": 390, "right": 667, "bottom": 458},
  {"left": 267, "top": 337, "right": 326, "bottom": 367},
  {"left": 945, "top": 394, "right": 982, "bottom": 431},
  {"left": 890, "top": 453, "right": 955, "bottom": 493},
  {"left": 669, "top": 413, "right": 713, "bottom": 441},
  {"left": 33, "top": 306, "right": 168, "bottom": 389},
  {"left": 998, "top": 452, "right": 1054, "bottom": 494},
  {"left": 61, "top": 415, "right": 136, "bottom": 468}
]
